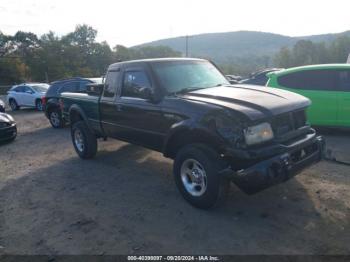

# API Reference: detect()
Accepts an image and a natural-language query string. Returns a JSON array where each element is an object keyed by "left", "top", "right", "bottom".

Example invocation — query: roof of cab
[
  {"left": 108, "top": 57, "right": 207, "bottom": 70},
  {"left": 268, "top": 63, "right": 350, "bottom": 78}
]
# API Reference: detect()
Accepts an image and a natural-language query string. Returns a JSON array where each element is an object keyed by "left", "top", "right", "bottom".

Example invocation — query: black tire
[
  {"left": 71, "top": 121, "right": 97, "bottom": 159},
  {"left": 9, "top": 99, "right": 19, "bottom": 111},
  {"left": 173, "top": 143, "right": 230, "bottom": 209},
  {"left": 48, "top": 108, "right": 65, "bottom": 128},
  {"left": 36, "top": 99, "right": 43, "bottom": 111}
]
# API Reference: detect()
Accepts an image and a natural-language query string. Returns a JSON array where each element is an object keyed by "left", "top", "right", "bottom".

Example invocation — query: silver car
[{"left": 7, "top": 83, "right": 49, "bottom": 111}]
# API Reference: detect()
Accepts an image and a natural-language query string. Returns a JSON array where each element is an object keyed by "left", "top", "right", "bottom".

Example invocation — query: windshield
[
  {"left": 31, "top": 84, "right": 49, "bottom": 93},
  {"left": 152, "top": 60, "right": 229, "bottom": 94}
]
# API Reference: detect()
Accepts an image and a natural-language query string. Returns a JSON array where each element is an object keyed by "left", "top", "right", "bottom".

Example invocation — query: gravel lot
[{"left": 0, "top": 108, "right": 349, "bottom": 255}]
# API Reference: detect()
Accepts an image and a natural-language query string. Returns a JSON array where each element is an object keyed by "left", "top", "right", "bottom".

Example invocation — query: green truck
[
  {"left": 267, "top": 64, "right": 350, "bottom": 127},
  {"left": 59, "top": 58, "right": 324, "bottom": 209}
]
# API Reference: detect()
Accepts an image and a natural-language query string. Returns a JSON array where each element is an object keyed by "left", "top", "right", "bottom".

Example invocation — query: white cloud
[{"left": 0, "top": 0, "right": 349, "bottom": 47}]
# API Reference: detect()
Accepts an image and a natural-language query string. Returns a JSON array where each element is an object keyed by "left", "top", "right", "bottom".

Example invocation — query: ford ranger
[{"left": 60, "top": 58, "right": 324, "bottom": 209}]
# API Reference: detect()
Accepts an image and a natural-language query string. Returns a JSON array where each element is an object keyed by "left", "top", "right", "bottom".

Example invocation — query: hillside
[{"left": 135, "top": 30, "right": 350, "bottom": 64}]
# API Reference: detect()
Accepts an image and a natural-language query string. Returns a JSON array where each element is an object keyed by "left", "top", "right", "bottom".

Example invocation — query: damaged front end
[{"left": 220, "top": 125, "right": 325, "bottom": 194}]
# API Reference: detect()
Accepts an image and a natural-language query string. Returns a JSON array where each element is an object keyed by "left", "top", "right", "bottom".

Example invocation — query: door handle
[{"left": 116, "top": 104, "right": 122, "bottom": 111}]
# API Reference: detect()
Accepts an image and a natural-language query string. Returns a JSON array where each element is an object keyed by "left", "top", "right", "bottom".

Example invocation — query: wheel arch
[
  {"left": 69, "top": 105, "right": 91, "bottom": 130},
  {"left": 163, "top": 125, "right": 224, "bottom": 159}
]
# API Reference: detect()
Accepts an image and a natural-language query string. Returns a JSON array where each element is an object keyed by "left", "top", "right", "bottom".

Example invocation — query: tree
[
  {"left": 329, "top": 36, "right": 350, "bottom": 63},
  {"left": 274, "top": 47, "right": 293, "bottom": 68}
]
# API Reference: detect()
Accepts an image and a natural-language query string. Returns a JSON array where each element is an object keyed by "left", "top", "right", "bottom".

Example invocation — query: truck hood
[{"left": 182, "top": 85, "right": 311, "bottom": 121}]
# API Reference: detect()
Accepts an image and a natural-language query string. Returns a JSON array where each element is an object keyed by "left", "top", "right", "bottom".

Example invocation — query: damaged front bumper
[{"left": 221, "top": 134, "right": 325, "bottom": 194}]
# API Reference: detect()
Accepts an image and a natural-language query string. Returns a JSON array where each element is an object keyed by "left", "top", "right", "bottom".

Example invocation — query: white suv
[{"left": 7, "top": 83, "right": 49, "bottom": 111}]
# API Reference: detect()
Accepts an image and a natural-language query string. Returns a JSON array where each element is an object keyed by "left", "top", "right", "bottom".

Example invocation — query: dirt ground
[{"left": 0, "top": 108, "right": 349, "bottom": 255}]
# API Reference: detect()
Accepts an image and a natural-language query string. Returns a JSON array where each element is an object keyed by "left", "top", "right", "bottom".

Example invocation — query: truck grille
[{"left": 273, "top": 110, "right": 307, "bottom": 137}]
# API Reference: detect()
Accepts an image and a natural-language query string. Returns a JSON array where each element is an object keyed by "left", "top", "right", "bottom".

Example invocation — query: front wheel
[
  {"left": 71, "top": 121, "right": 97, "bottom": 159},
  {"left": 9, "top": 99, "right": 19, "bottom": 111},
  {"left": 173, "top": 144, "right": 230, "bottom": 209}
]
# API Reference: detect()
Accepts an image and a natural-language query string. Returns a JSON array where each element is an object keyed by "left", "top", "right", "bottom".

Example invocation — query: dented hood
[{"left": 182, "top": 85, "right": 311, "bottom": 121}]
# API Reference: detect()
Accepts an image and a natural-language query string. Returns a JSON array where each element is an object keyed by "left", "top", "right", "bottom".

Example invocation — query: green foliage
[
  {"left": 1, "top": 26, "right": 350, "bottom": 84},
  {"left": 0, "top": 57, "right": 28, "bottom": 84},
  {"left": 274, "top": 36, "right": 350, "bottom": 68},
  {"left": 0, "top": 25, "right": 180, "bottom": 84}
]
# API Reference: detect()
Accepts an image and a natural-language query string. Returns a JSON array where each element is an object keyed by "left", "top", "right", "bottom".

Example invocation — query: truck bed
[{"left": 61, "top": 92, "right": 101, "bottom": 132}]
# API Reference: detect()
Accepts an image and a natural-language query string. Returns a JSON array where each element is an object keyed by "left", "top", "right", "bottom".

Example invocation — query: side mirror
[
  {"left": 138, "top": 87, "right": 153, "bottom": 100},
  {"left": 86, "top": 83, "right": 104, "bottom": 95}
]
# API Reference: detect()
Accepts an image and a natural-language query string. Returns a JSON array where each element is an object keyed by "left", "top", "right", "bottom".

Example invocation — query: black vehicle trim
[{"left": 98, "top": 120, "right": 166, "bottom": 137}]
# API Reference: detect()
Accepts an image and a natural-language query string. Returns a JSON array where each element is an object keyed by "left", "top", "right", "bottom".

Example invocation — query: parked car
[
  {"left": 7, "top": 83, "right": 49, "bottom": 111},
  {"left": 267, "top": 64, "right": 350, "bottom": 127},
  {"left": 60, "top": 58, "right": 324, "bottom": 209},
  {"left": 0, "top": 99, "right": 5, "bottom": 112},
  {"left": 225, "top": 75, "right": 242, "bottom": 84},
  {"left": 43, "top": 77, "right": 102, "bottom": 128},
  {"left": 240, "top": 68, "right": 283, "bottom": 86},
  {"left": 0, "top": 112, "right": 17, "bottom": 142}
]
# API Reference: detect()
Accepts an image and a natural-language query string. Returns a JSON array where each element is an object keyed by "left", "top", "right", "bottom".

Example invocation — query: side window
[
  {"left": 278, "top": 70, "right": 337, "bottom": 91},
  {"left": 15, "top": 86, "right": 24, "bottom": 92},
  {"left": 103, "top": 70, "right": 120, "bottom": 98},
  {"left": 60, "top": 82, "right": 79, "bottom": 93},
  {"left": 23, "top": 86, "right": 32, "bottom": 93},
  {"left": 338, "top": 71, "right": 350, "bottom": 91},
  {"left": 121, "top": 70, "right": 151, "bottom": 98},
  {"left": 78, "top": 81, "right": 90, "bottom": 92}
]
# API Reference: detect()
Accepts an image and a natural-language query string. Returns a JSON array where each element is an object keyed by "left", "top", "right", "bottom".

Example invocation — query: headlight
[
  {"left": 244, "top": 122, "right": 274, "bottom": 146},
  {"left": 0, "top": 100, "right": 4, "bottom": 107}
]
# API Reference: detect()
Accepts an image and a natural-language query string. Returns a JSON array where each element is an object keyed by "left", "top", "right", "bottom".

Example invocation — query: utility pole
[
  {"left": 185, "top": 35, "right": 189, "bottom": 57},
  {"left": 184, "top": 35, "right": 193, "bottom": 57}
]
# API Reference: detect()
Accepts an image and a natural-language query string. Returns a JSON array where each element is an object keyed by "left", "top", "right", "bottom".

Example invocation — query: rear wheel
[
  {"left": 173, "top": 144, "right": 230, "bottom": 209},
  {"left": 9, "top": 99, "right": 19, "bottom": 111},
  {"left": 49, "top": 109, "right": 64, "bottom": 128},
  {"left": 71, "top": 121, "right": 97, "bottom": 159}
]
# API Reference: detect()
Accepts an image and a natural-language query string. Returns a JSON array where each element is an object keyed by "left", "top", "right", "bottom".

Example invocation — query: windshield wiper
[{"left": 170, "top": 84, "right": 227, "bottom": 96}]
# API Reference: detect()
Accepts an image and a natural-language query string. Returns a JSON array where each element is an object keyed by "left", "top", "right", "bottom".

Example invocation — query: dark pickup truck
[{"left": 61, "top": 58, "right": 324, "bottom": 209}]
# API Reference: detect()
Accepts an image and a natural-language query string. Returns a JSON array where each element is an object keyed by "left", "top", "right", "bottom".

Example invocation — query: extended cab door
[
  {"left": 337, "top": 70, "right": 350, "bottom": 126},
  {"left": 100, "top": 68, "right": 121, "bottom": 136},
  {"left": 110, "top": 64, "right": 165, "bottom": 150}
]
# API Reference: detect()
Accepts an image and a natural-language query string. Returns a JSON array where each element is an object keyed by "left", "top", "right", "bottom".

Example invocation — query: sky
[{"left": 0, "top": 0, "right": 350, "bottom": 47}]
